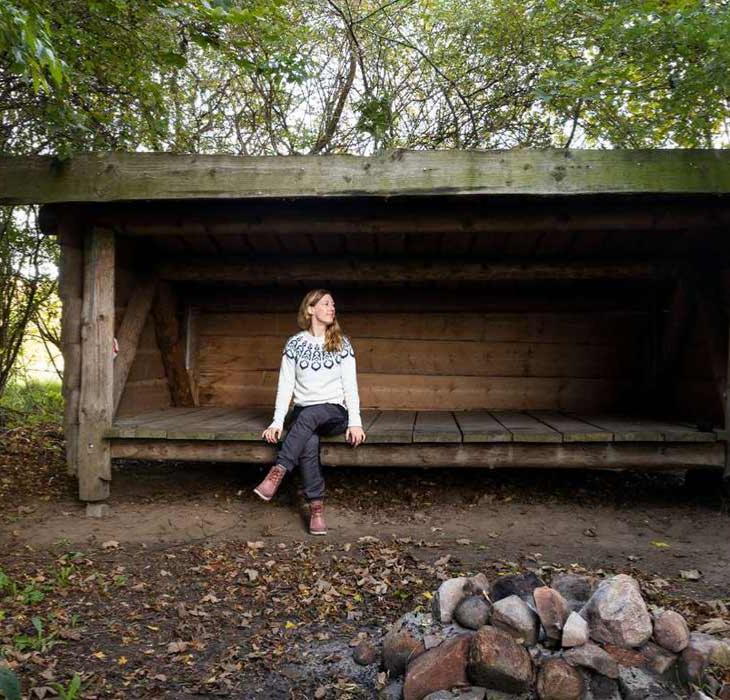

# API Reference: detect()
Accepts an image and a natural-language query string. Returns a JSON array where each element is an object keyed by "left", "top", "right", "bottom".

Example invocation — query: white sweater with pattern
[{"left": 270, "top": 331, "right": 362, "bottom": 429}]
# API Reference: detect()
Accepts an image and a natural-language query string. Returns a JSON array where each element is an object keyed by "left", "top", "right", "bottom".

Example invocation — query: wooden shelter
[{"left": 2, "top": 149, "right": 730, "bottom": 502}]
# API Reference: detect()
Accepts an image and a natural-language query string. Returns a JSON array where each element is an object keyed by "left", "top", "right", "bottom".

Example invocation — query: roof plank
[{"left": 2, "top": 149, "right": 730, "bottom": 205}]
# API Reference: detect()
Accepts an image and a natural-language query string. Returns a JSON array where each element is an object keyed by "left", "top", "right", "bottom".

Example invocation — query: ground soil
[{"left": 1, "top": 425, "right": 729, "bottom": 698}]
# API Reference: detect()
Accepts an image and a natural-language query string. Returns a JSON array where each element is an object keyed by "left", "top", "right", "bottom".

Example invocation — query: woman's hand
[
  {"left": 346, "top": 426, "right": 366, "bottom": 447},
  {"left": 262, "top": 425, "right": 282, "bottom": 443}
]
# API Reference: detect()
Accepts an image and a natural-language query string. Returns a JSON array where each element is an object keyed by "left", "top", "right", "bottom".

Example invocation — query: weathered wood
[
  {"left": 160, "top": 256, "right": 683, "bottom": 284},
  {"left": 198, "top": 335, "right": 637, "bottom": 378},
  {"left": 491, "top": 411, "right": 562, "bottom": 442},
  {"left": 184, "top": 305, "right": 200, "bottom": 406},
  {"left": 197, "top": 373, "right": 628, "bottom": 413},
  {"left": 365, "top": 411, "right": 416, "bottom": 442},
  {"left": 454, "top": 411, "right": 513, "bottom": 442},
  {"left": 199, "top": 310, "right": 647, "bottom": 344},
  {"left": 77, "top": 227, "right": 115, "bottom": 501},
  {"left": 58, "top": 220, "right": 84, "bottom": 476},
  {"left": 108, "top": 439, "right": 725, "bottom": 469},
  {"left": 113, "top": 275, "right": 157, "bottom": 415},
  {"left": 7, "top": 150, "right": 730, "bottom": 205},
  {"left": 413, "top": 412, "right": 462, "bottom": 443},
  {"left": 567, "top": 415, "right": 713, "bottom": 441},
  {"left": 151, "top": 282, "right": 195, "bottom": 407},
  {"left": 527, "top": 411, "right": 613, "bottom": 442}
]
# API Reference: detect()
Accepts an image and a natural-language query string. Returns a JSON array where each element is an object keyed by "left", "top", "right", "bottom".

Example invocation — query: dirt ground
[{"left": 1, "top": 426, "right": 729, "bottom": 698}]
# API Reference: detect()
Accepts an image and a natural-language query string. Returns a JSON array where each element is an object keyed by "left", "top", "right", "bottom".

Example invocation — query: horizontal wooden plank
[
  {"left": 115, "top": 380, "right": 171, "bottom": 418},
  {"left": 198, "top": 311, "right": 647, "bottom": 345},
  {"left": 491, "top": 411, "right": 562, "bottom": 442},
  {"left": 109, "top": 439, "right": 725, "bottom": 469},
  {"left": 527, "top": 411, "right": 614, "bottom": 442},
  {"left": 196, "top": 374, "right": 629, "bottom": 412},
  {"left": 161, "top": 256, "right": 683, "bottom": 283},
  {"left": 569, "top": 415, "right": 716, "bottom": 442},
  {"left": 454, "top": 411, "right": 513, "bottom": 442},
  {"left": 414, "top": 411, "right": 462, "bottom": 443},
  {"left": 9, "top": 150, "right": 730, "bottom": 206},
  {"left": 197, "top": 336, "right": 639, "bottom": 379}
]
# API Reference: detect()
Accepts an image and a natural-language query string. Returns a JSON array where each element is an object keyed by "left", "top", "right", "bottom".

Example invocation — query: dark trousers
[{"left": 276, "top": 403, "right": 348, "bottom": 501}]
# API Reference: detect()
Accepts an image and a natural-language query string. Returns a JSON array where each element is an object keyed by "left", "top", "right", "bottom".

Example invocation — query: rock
[
  {"left": 423, "top": 688, "right": 486, "bottom": 700},
  {"left": 561, "top": 611, "right": 589, "bottom": 648},
  {"left": 536, "top": 659, "right": 584, "bottom": 700},
  {"left": 688, "top": 692, "right": 713, "bottom": 700},
  {"left": 678, "top": 632, "right": 730, "bottom": 684},
  {"left": 433, "top": 574, "right": 489, "bottom": 624},
  {"left": 383, "top": 612, "right": 431, "bottom": 676},
  {"left": 454, "top": 595, "right": 491, "bottom": 630},
  {"left": 86, "top": 503, "right": 110, "bottom": 518},
  {"left": 617, "top": 666, "right": 680, "bottom": 700},
  {"left": 564, "top": 641, "right": 619, "bottom": 679},
  {"left": 580, "top": 670, "right": 621, "bottom": 700},
  {"left": 353, "top": 640, "right": 379, "bottom": 666},
  {"left": 551, "top": 573, "right": 598, "bottom": 613},
  {"left": 580, "top": 574, "right": 652, "bottom": 648},
  {"left": 490, "top": 571, "right": 545, "bottom": 607},
  {"left": 379, "top": 679, "right": 404, "bottom": 700},
  {"left": 652, "top": 610, "right": 689, "bottom": 653},
  {"left": 491, "top": 595, "right": 540, "bottom": 646},
  {"left": 533, "top": 587, "right": 570, "bottom": 641},
  {"left": 404, "top": 635, "right": 471, "bottom": 700},
  {"left": 639, "top": 642, "right": 677, "bottom": 675},
  {"left": 466, "top": 626, "right": 533, "bottom": 694}
]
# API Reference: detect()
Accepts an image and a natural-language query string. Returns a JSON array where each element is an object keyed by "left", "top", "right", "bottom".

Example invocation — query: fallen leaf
[
  {"left": 651, "top": 540, "right": 671, "bottom": 549},
  {"left": 101, "top": 540, "right": 119, "bottom": 550}
]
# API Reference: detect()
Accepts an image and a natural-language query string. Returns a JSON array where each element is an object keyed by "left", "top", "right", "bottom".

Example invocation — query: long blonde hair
[{"left": 297, "top": 289, "right": 344, "bottom": 353}]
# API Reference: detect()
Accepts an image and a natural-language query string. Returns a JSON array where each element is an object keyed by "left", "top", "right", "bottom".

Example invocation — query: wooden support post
[
  {"left": 58, "top": 218, "right": 84, "bottom": 476},
  {"left": 184, "top": 304, "right": 200, "bottom": 406},
  {"left": 151, "top": 281, "right": 195, "bottom": 407},
  {"left": 77, "top": 227, "right": 115, "bottom": 501},
  {"left": 113, "top": 275, "right": 157, "bottom": 414}
]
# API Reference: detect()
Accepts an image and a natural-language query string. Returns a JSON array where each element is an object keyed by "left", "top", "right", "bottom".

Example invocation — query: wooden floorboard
[
  {"left": 528, "top": 411, "right": 613, "bottom": 442},
  {"left": 491, "top": 411, "right": 562, "bottom": 442},
  {"left": 454, "top": 411, "right": 512, "bottom": 442},
  {"left": 414, "top": 411, "right": 462, "bottom": 443},
  {"left": 108, "top": 408, "right": 720, "bottom": 445}
]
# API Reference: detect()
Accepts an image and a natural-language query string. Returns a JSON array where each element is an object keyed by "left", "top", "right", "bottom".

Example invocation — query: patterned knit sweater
[{"left": 270, "top": 330, "right": 362, "bottom": 429}]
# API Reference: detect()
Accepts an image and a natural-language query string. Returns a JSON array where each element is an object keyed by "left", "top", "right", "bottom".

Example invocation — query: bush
[{"left": 0, "top": 377, "right": 63, "bottom": 428}]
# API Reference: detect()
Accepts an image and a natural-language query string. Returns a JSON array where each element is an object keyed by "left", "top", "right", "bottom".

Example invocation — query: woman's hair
[{"left": 297, "top": 288, "right": 344, "bottom": 353}]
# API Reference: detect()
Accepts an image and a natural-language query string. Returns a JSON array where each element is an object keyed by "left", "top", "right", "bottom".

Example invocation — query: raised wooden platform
[{"left": 107, "top": 408, "right": 725, "bottom": 470}]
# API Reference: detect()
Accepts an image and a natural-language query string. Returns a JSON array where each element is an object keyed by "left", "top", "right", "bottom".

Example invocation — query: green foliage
[
  {"left": 0, "top": 378, "right": 62, "bottom": 427},
  {"left": 51, "top": 674, "right": 82, "bottom": 700},
  {"left": 0, "top": 665, "right": 21, "bottom": 700},
  {"left": 13, "top": 616, "right": 58, "bottom": 653}
]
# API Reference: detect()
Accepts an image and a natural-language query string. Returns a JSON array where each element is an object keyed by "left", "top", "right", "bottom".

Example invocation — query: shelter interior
[{"left": 44, "top": 190, "right": 730, "bottom": 500}]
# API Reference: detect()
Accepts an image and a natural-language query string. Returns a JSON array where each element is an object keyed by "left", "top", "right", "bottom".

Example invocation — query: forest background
[{"left": 1, "top": 0, "right": 729, "bottom": 422}]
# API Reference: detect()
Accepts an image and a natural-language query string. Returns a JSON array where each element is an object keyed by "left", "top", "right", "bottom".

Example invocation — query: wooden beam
[
  {"left": 159, "top": 257, "right": 684, "bottom": 284},
  {"left": 77, "top": 227, "right": 115, "bottom": 501},
  {"left": 112, "top": 275, "right": 157, "bottom": 415},
  {"left": 4, "top": 150, "right": 730, "bottom": 205},
  {"left": 39, "top": 198, "right": 730, "bottom": 237},
  {"left": 108, "top": 439, "right": 725, "bottom": 469},
  {"left": 58, "top": 218, "right": 84, "bottom": 476},
  {"left": 151, "top": 282, "right": 195, "bottom": 407}
]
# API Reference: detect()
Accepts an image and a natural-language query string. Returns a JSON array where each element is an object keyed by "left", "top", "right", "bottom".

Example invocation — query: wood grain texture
[
  {"left": 77, "top": 227, "right": 114, "bottom": 501},
  {"left": 6, "top": 150, "right": 730, "bottom": 205},
  {"left": 151, "top": 282, "right": 195, "bottom": 407},
  {"left": 113, "top": 276, "right": 156, "bottom": 414},
  {"left": 160, "top": 256, "right": 682, "bottom": 283},
  {"left": 108, "top": 439, "right": 725, "bottom": 469}
]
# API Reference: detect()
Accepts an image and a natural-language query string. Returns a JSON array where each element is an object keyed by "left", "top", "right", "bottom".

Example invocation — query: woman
[{"left": 254, "top": 289, "right": 367, "bottom": 535}]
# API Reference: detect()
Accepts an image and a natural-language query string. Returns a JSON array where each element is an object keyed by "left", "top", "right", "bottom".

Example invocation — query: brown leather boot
[
  {"left": 309, "top": 500, "right": 327, "bottom": 535},
  {"left": 253, "top": 464, "right": 287, "bottom": 501}
]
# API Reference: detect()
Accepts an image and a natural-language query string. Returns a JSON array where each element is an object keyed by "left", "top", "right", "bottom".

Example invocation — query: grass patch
[{"left": 0, "top": 378, "right": 63, "bottom": 428}]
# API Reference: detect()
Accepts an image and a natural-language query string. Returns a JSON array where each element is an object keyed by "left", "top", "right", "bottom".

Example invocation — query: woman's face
[{"left": 309, "top": 294, "right": 336, "bottom": 326}]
